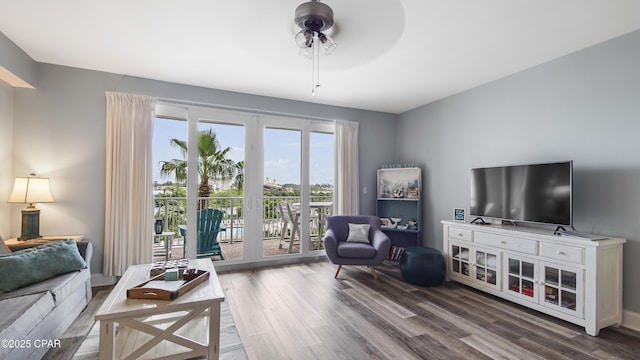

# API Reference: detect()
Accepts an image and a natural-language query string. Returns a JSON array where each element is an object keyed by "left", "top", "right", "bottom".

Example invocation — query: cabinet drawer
[
  {"left": 475, "top": 232, "right": 537, "bottom": 255},
  {"left": 448, "top": 227, "right": 473, "bottom": 242},
  {"left": 540, "top": 243, "right": 584, "bottom": 264}
]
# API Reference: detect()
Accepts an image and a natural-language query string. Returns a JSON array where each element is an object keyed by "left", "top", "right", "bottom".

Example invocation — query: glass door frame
[
  {"left": 257, "top": 114, "right": 335, "bottom": 259},
  {"left": 158, "top": 103, "right": 334, "bottom": 264}
]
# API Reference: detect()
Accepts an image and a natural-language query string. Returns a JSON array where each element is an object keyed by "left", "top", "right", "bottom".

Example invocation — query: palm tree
[
  {"left": 159, "top": 129, "right": 238, "bottom": 207},
  {"left": 232, "top": 161, "right": 245, "bottom": 192}
]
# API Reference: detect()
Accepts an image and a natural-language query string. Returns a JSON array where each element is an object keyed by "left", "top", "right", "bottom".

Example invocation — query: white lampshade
[{"left": 7, "top": 177, "right": 55, "bottom": 206}]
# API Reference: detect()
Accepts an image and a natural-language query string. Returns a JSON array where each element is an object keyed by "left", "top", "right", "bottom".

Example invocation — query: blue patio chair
[{"left": 179, "top": 208, "right": 226, "bottom": 260}]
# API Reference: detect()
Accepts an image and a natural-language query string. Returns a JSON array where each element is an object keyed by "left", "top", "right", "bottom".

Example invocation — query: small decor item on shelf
[
  {"left": 393, "top": 186, "right": 405, "bottom": 198},
  {"left": 390, "top": 217, "right": 402, "bottom": 227},
  {"left": 154, "top": 219, "right": 163, "bottom": 234},
  {"left": 454, "top": 208, "right": 465, "bottom": 222},
  {"left": 380, "top": 218, "right": 395, "bottom": 228},
  {"left": 380, "top": 163, "right": 418, "bottom": 169},
  {"left": 407, "top": 219, "right": 418, "bottom": 230},
  {"left": 387, "top": 246, "right": 405, "bottom": 261}
]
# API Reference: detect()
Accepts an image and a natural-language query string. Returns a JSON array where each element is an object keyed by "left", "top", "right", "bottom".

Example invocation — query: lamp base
[{"left": 18, "top": 208, "right": 42, "bottom": 241}]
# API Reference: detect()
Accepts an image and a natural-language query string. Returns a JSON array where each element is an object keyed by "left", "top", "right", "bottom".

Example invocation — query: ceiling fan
[{"left": 293, "top": 0, "right": 337, "bottom": 94}]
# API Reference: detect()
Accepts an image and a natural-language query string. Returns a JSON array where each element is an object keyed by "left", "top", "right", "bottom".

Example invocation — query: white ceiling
[{"left": 2, "top": 0, "right": 640, "bottom": 114}]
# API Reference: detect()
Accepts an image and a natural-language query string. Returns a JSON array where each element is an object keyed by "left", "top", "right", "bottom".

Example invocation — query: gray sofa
[{"left": 0, "top": 240, "right": 92, "bottom": 360}]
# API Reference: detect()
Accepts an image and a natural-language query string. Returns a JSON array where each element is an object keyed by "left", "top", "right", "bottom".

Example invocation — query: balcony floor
[{"left": 153, "top": 237, "right": 322, "bottom": 262}]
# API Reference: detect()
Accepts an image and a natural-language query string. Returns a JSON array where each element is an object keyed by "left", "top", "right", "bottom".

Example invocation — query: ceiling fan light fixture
[
  {"left": 318, "top": 33, "right": 336, "bottom": 55},
  {"left": 295, "top": 29, "right": 314, "bottom": 48},
  {"left": 294, "top": 0, "right": 334, "bottom": 32},
  {"left": 293, "top": 0, "right": 336, "bottom": 94}
]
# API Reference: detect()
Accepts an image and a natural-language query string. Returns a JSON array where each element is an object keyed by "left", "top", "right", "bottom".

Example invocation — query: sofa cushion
[
  {"left": 0, "top": 268, "right": 90, "bottom": 303},
  {"left": 337, "top": 241, "right": 377, "bottom": 259},
  {"left": 0, "top": 292, "right": 55, "bottom": 343},
  {"left": 0, "top": 240, "right": 88, "bottom": 294}
]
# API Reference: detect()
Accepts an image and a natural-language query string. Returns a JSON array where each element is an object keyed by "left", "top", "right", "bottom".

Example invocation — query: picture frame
[
  {"left": 454, "top": 208, "right": 465, "bottom": 222},
  {"left": 377, "top": 168, "right": 421, "bottom": 199}
]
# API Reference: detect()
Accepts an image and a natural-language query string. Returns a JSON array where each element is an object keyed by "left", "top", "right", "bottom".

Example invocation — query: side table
[
  {"left": 4, "top": 235, "right": 85, "bottom": 252},
  {"left": 153, "top": 231, "right": 175, "bottom": 260}
]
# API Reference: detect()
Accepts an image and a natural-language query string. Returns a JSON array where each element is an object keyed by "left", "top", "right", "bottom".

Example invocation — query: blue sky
[{"left": 152, "top": 118, "right": 334, "bottom": 185}]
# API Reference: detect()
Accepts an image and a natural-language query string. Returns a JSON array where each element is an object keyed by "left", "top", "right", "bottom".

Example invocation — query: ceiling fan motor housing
[{"left": 295, "top": 0, "right": 334, "bottom": 32}]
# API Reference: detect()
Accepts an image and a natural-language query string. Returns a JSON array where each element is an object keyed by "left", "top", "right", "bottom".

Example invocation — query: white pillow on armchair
[{"left": 346, "top": 223, "right": 371, "bottom": 243}]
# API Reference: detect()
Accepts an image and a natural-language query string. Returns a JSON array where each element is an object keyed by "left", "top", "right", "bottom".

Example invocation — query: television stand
[
  {"left": 441, "top": 220, "right": 625, "bottom": 336},
  {"left": 555, "top": 228, "right": 608, "bottom": 240}
]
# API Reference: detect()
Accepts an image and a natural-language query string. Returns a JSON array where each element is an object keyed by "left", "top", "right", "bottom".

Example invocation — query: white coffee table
[{"left": 95, "top": 259, "right": 225, "bottom": 359}]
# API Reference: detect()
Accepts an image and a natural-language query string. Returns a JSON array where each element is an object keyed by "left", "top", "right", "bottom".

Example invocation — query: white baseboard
[
  {"left": 622, "top": 309, "right": 640, "bottom": 332},
  {"left": 91, "top": 273, "right": 116, "bottom": 287}
]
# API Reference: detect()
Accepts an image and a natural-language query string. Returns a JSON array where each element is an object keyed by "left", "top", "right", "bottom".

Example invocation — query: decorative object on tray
[
  {"left": 150, "top": 259, "right": 189, "bottom": 276},
  {"left": 127, "top": 269, "right": 210, "bottom": 301}
]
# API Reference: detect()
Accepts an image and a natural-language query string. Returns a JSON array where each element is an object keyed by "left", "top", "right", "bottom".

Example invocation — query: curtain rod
[{"left": 156, "top": 96, "right": 338, "bottom": 123}]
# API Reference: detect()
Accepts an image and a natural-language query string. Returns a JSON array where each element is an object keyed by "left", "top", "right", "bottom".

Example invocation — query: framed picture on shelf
[
  {"left": 454, "top": 208, "right": 465, "bottom": 222},
  {"left": 377, "top": 167, "right": 421, "bottom": 199}
]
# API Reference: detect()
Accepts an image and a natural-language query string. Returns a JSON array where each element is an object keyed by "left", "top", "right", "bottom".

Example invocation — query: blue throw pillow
[{"left": 0, "top": 240, "right": 88, "bottom": 294}]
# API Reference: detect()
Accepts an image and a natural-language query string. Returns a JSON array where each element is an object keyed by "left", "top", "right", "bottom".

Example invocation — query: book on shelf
[{"left": 387, "top": 246, "right": 405, "bottom": 261}]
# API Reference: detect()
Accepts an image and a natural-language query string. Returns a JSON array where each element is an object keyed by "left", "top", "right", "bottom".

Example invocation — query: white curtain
[
  {"left": 334, "top": 120, "right": 359, "bottom": 215},
  {"left": 104, "top": 92, "right": 156, "bottom": 276}
]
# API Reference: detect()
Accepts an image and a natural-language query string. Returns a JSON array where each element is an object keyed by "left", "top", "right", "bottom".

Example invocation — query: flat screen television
[{"left": 470, "top": 161, "right": 573, "bottom": 227}]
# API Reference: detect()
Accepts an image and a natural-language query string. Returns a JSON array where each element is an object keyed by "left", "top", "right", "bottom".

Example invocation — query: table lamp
[{"left": 7, "top": 175, "right": 55, "bottom": 240}]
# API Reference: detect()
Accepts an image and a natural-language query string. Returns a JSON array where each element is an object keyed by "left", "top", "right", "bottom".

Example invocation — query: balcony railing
[{"left": 153, "top": 195, "right": 332, "bottom": 260}]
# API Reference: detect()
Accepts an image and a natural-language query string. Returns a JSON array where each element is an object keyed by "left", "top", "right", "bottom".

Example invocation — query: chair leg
[
  {"left": 334, "top": 265, "right": 342, "bottom": 278},
  {"left": 279, "top": 222, "right": 289, "bottom": 249},
  {"left": 289, "top": 222, "right": 299, "bottom": 253},
  {"left": 369, "top": 266, "right": 378, "bottom": 280}
]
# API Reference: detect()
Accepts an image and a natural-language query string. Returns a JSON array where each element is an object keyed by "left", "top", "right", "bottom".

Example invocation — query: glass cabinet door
[
  {"left": 505, "top": 254, "right": 537, "bottom": 302},
  {"left": 541, "top": 263, "right": 583, "bottom": 317},
  {"left": 473, "top": 247, "right": 500, "bottom": 290},
  {"left": 449, "top": 242, "right": 471, "bottom": 280}
]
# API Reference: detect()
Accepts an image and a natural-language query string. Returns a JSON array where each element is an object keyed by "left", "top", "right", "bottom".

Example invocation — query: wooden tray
[{"left": 127, "top": 269, "right": 209, "bottom": 301}]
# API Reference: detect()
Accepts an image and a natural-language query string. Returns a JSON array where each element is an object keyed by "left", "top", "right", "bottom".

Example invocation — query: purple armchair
[{"left": 323, "top": 215, "right": 391, "bottom": 279}]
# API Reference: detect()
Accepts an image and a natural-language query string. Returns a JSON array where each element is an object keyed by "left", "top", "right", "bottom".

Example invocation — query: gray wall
[
  {"left": 8, "top": 63, "right": 396, "bottom": 277},
  {"left": 397, "top": 30, "right": 640, "bottom": 312},
  {"left": 0, "top": 32, "right": 37, "bottom": 87}
]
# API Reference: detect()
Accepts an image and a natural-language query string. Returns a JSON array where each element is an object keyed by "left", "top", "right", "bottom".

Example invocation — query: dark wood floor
[{"left": 218, "top": 260, "right": 640, "bottom": 360}]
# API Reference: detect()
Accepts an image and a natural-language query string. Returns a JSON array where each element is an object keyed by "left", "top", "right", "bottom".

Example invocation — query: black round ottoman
[{"left": 399, "top": 246, "right": 446, "bottom": 286}]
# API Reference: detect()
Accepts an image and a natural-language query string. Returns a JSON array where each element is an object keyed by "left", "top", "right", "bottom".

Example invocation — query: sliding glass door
[{"left": 154, "top": 104, "right": 334, "bottom": 264}]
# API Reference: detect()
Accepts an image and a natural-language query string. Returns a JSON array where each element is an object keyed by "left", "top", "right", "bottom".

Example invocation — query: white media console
[{"left": 441, "top": 220, "right": 626, "bottom": 336}]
